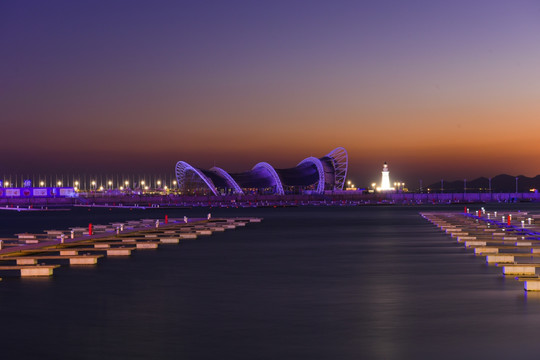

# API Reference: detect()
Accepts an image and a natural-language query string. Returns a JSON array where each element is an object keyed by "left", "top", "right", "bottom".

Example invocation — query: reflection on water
[{"left": 1, "top": 205, "right": 540, "bottom": 359}]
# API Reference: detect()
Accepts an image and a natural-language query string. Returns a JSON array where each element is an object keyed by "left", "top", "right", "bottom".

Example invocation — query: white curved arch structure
[
  {"left": 174, "top": 147, "right": 348, "bottom": 195},
  {"left": 326, "top": 147, "right": 348, "bottom": 190},
  {"left": 297, "top": 157, "right": 325, "bottom": 194},
  {"left": 210, "top": 166, "right": 244, "bottom": 195},
  {"left": 252, "top": 162, "right": 285, "bottom": 195},
  {"left": 175, "top": 161, "right": 218, "bottom": 196}
]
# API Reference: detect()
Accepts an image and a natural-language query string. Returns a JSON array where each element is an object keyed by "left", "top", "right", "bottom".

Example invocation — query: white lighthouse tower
[{"left": 377, "top": 162, "right": 395, "bottom": 191}]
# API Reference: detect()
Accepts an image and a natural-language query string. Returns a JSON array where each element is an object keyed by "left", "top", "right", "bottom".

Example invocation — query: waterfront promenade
[{"left": 0, "top": 192, "right": 538, "bottom": 208}]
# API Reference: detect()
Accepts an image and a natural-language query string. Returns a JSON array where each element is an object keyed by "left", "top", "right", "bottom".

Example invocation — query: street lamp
[
  {"left": 40, "top": 181, "right": 45, "bottom": 187},
  {"left": 57, "top": 181, "right": 62, "bottom": 186},
  {"left": 108, "top": 180, "right": 113, "bottom": 189},
  {"left": 91, "top": 180, "right": 96, "bottom": 189}
]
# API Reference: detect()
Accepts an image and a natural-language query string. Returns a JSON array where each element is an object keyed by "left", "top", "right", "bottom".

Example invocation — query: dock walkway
[
  {"left": 421, "top": 209, "right": 540, "bottom": 292},
  {"left": 0, "top": 216, "right": 262, "bottom": 279}
]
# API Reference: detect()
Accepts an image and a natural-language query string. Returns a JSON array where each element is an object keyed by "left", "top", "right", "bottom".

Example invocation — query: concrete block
[
  {"left": 525, "top": 281, "right": 540, "bottom": 291},
  {"left": 20, "top": 267, "right": 54, "bottom": 277},
  {"left": 503, "top": 265, "right": 536, "bottom": 276},
  {"left": 16, "top": 258, "right": 37, "bottom": 265},
  {"left": 136, "top": 243, "right": 158, "bottom": 249},
  {"left": 70, "top": 257, "right": 98, "bottom": 265},
  {"left": 458, "top": 236, "right": 477, "bottom": 242},
  {"left": 474, "top": 247, "right": 499, "bottom": 255},
  {"left": 16, "top": 234, "right": 36, "bottom": 239},
  {"left": 60, "top": 250, "right": 78, "bottom": 256},
  {"left": 486, "top": 255, "right": 514, "bottom": 264},
  {"left": 465, "top": 240, "right": 486, "bottom": 247},
  {"left": 179, "top": 234, "right": 197, "bottom": 239},
  {"left": 106, "top": 249, "right": 131, "bottom": 256}
]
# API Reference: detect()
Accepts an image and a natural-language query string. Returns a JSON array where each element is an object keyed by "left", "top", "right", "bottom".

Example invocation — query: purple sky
[{"left": 2, "top": 0, "right": 540, "bottom": 187}]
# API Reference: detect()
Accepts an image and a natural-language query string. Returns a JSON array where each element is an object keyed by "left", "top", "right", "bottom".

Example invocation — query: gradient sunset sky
[{"left": 1, "top": 0, "right": 539, "bottom": 187}]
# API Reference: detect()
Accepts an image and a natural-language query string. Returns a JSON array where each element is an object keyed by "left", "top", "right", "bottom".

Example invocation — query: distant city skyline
[{"left": 2, "top": 1, "right": 539, "bottom": 187}]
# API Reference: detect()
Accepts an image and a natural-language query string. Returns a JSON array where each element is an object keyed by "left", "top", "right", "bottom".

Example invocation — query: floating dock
[
  {"left": 0, "top": 216, "right": 262, "bottom": 279},
  {"left": 421, "top": 210, "right": 540, "bottom": 292}
]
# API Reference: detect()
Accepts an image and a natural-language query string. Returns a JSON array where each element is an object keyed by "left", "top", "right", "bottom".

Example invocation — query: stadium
[{"left": 175, "top": 147, "right": 348, "bottom": 196}]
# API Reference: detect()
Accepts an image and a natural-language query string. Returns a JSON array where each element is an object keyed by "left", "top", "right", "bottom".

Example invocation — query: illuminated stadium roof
[{"left": 175, "top": 147, "right": 348, "bottom": 195}]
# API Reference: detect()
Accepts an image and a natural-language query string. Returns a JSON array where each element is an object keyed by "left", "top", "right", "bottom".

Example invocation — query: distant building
[{"left": 175, "top": 147, "right": 348, "bottom": 195}]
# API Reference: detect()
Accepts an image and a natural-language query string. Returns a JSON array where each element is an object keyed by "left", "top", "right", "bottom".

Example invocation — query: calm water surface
[{"left": 1, "top": 205, "right": 540, "bottom": 359}]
